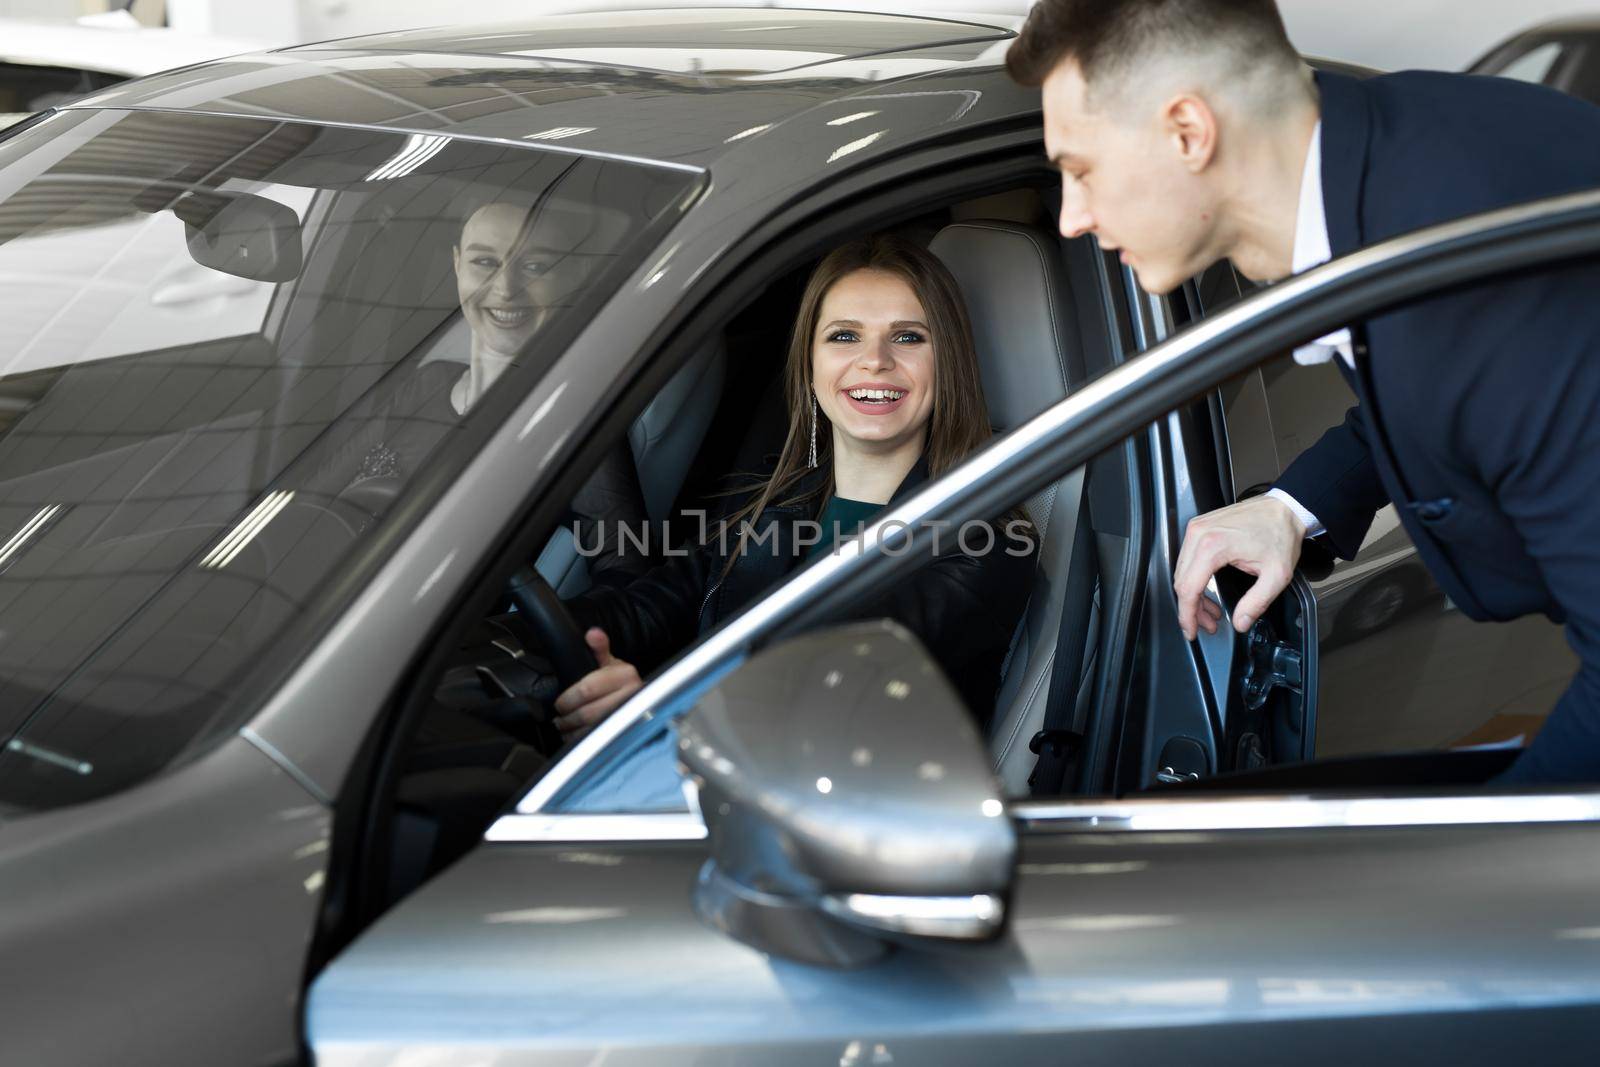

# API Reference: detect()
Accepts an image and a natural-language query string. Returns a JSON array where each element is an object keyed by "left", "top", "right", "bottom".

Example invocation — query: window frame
[
  {"left": 491, "top": 182, "right": 1600, "bottom": 842},
  {"left": 1488, "top": 39, "right": 1570, "bottom": 86}
]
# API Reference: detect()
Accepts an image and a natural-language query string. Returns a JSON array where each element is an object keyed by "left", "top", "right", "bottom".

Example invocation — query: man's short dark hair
[{"left": 1006, "top": 0, "right": 1299, "bottom": 90}]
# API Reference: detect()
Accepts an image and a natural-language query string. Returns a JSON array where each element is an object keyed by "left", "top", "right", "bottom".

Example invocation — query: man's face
[
  {"left": 1042, "top": 60, "right": 1220, "bottom": 295},
  {"left": 452, "top": 202, "right": 611, "bottom": 358}
]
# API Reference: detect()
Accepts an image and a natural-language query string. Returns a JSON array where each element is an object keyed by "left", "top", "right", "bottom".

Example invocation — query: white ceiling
[
  {"left": 1279, "top": 0, "right": 1600, "bottom": 71},
  {"left": 288, "top": 1, "right": 1600, "bottom": 73}
]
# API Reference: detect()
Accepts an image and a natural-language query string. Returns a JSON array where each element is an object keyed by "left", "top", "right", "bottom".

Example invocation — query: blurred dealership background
[{"left": 2, "top": 0, "right": 1600, "bottom": 71}]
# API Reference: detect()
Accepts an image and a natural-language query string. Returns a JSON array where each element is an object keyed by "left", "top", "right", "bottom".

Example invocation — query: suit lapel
[
  {"left": 1313, "top": 70, "right": 1372, "bottom": 259},
  {"left": 1305, "top": 72, "right": 1498, "bottom": 622},
  {"left": 1315, "top": 71, "right": 1404, "bottom": 493}
]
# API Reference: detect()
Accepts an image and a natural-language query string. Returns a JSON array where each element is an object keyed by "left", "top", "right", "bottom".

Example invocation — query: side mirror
[
  {"left": 677, "top": 619, "right": 1014, "bottom": 968},
  {"left": 174, "top": 190, "right": 302, "bottom": 283}
]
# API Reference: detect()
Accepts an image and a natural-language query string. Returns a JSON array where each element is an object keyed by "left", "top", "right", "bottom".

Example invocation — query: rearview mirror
[
  {"left": 175, "top": 190, "right": 302, "bottom": 282},
  {"left": 677, "top": 619, "right": 1014, "bottom": 968}
]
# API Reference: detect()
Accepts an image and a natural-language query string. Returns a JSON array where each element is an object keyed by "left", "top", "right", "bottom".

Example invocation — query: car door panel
[
  {"left": 312, "top": 839, "right": 1054, "bottom": 1066},
  {"left": 312, "top": 185, "right": 1600, "bottom": 1065},
  {"left": 309, "top": 818, "right": 1600, "bottom": 1065},
  {"left": 1011, "top": 817, "right": 1600, "bottom": 1056}
]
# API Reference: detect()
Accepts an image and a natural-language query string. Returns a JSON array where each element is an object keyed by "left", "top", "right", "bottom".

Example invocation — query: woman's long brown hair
[{"left": 717, "top": 234, "right": 998, "bottom": 571}]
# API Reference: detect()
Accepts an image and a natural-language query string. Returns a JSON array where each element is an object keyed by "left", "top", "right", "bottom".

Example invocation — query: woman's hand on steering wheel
[{"left": 552, "top": 628, "right": 642, "bottom": 739}]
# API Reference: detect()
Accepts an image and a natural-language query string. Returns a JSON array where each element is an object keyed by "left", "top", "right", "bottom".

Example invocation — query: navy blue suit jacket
[{"left": 1273, "top": 70, "right": 1600, "bottom": 783}]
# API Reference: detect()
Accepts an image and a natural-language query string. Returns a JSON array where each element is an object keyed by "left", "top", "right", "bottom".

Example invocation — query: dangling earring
[{"left": 807, "top": 394, "right": 819, "bottom": 468}]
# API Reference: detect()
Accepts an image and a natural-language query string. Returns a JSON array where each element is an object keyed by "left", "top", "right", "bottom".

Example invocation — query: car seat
[
  {"left": 929, "top": 220, "right": 1096, "bottom": 794},
  {"left": 418, "top": 321, "right": 726, "bottom": 595},
  {"left": 535, "top": 340, "right": 726, "bottom": 595}
]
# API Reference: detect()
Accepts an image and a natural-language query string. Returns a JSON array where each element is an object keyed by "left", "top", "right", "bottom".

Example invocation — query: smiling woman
[
  {"left": 729, "top": 233, "right": 996, "bottom": 537},
  {"left": 542, "top": 235, "right": 1038, "bottom": 738},
  {"left": 814, "top": 271, "right": 938, "bottom": 496}
]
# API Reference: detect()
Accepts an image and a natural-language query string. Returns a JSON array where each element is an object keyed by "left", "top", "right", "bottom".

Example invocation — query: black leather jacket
[{"left": 569, "top": 458, "right": 1037, "bottom": 729}]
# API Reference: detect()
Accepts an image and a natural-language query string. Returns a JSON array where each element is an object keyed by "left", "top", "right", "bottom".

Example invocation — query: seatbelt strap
[{"left": 1029, "top": 469, "right": 1097, "bottom": 796}]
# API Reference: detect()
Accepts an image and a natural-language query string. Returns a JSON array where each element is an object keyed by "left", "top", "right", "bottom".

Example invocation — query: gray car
[{"left": 0, "top": 8, "right": 1596, "bottom": 1067}]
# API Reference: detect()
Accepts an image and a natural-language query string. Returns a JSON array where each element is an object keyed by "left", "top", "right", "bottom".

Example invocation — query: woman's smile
[{"left": 840, "top": 381, "right": 910, "bottom": 415}]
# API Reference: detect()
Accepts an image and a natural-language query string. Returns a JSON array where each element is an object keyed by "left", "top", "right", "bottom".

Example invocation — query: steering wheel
[{"left": 505, "top": 566, "right": 598, "bottom": 689}]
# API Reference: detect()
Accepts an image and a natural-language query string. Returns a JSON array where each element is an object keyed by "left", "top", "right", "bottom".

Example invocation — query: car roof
[
  {"left": 291, "top": 6, "right": 1016, "bottom": 81},
  {"left": 0, "top": 16, "right": 261, "bottom": 78},
  {"left": 60, "top": 9, "right": 1376, "bottom": 189},
  {"left": 64, "top": 7, "right": 1029, "bottom": 173},
  {"left": 1502, "top": 16, "right": 1600, "bottom": 38},
  {"left": 308, "top": 3, "right": 1030, "bottom": 50}
]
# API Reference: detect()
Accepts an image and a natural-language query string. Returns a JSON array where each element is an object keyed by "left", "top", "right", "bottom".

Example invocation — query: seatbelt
[{"left": 1028, "top": 470, "right": 1098, "bottom": 796}]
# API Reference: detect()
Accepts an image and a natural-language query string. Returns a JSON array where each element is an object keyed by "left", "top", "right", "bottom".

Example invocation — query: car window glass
[
  {"left": 1558, "top": 40, "right": 1600, "bottom": 105},
  {"left": 2, "top": 181, "right": 313, "bottom": 377},
  {"left": 1493, "top": 42, "right": 1565, "bottom": 86},
  {"left": 0, "top": 108, "right": 699, "bottom": 813},
  {"left": 1183, "top": 263, "right": 1279, "bottom": 497},
  {"left": 0, "top": 62, "right": 121, "bottom": 127},
  {"left": 557, "top": 679, "right": 723, "bottom": 815}
]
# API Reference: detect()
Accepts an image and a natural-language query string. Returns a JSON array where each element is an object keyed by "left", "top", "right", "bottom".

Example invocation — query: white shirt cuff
[{"left": 1266, "top": 488, "right": 1325, "bottom": 539}]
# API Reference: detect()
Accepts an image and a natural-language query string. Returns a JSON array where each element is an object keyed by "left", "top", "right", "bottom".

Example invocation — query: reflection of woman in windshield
[
  {"left": 544, "top": 235, "right": 1038, "bottom": 738},
  {"left": 333, "top": 191, "right": 654, "bottom": 586},
  {"left": 450, "top": 201, "right": 549, "bottom": 412},
  {"left": 449, "top": 198, "right": 653, "bottom": 586},
  {"left": 450, "top": 199, "right": 598, "bottom": 411}
]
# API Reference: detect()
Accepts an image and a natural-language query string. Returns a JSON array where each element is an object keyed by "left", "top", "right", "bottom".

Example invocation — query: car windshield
[{"left": 0, "top": 108, "right": 700, "bottom": 813}]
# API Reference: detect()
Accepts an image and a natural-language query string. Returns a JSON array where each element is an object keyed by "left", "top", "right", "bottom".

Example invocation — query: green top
[{"left": 808, "top": 495, "right": 884, "bottom": 559}]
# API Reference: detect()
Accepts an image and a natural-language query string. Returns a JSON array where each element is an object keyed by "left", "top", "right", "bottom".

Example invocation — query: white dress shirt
[
  {"left": 1265, "top": 121, "right": 1351, "bottom": 538},
  {"left": 1288, "top": 122, "right": 1355, "bottom": 367}
]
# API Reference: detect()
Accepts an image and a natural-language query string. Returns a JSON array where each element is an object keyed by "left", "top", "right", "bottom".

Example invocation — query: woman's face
[
  {"left": 811, "top": 268, "right": 937, "bottom": 455},
  {"left": 453, "top": 203, "right": 602, "bottom": 358}
]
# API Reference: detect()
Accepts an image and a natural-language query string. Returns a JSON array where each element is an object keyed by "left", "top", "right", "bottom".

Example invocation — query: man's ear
[
  {"left": 1163, "top": 93, "right": 1219, "bottom": 173},
  {"left": 451, "top": 244, "right": 460, "bottom": 273}
]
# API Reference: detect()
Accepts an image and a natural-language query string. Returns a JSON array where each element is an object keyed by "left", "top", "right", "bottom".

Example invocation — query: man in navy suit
[{"left": 1008, "top": 0, "right": 1600, "bottom": 783}]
